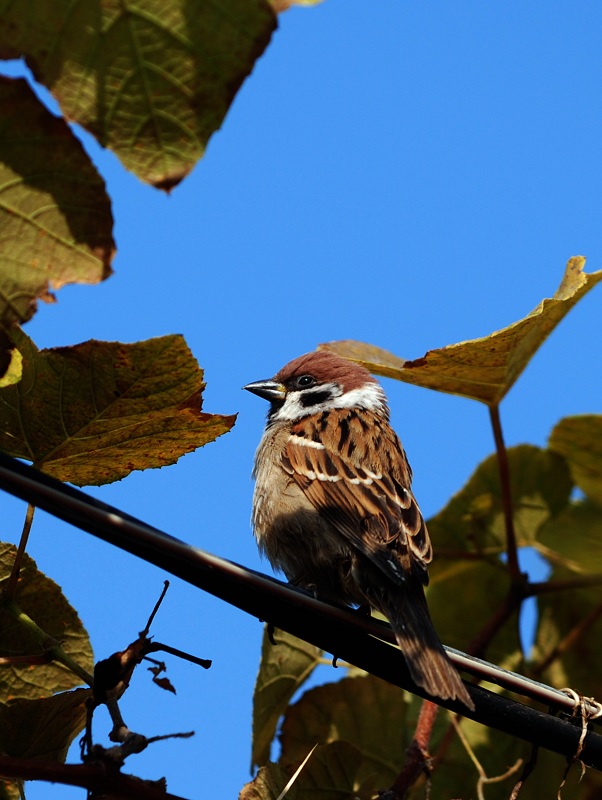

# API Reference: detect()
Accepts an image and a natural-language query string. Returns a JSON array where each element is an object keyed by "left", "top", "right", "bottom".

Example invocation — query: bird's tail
[{"left": 380, "top": 590, "right": 474, "bottom": 711}]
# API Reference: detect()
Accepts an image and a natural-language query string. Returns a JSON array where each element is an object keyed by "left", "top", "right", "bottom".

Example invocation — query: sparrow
[{"left": 244, "top": 350, "right": 473, "bottom": 710}]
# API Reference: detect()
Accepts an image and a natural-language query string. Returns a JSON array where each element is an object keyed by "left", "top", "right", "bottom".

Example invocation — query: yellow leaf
[
  {"left": 0, "top": 341, "right": 22, "bottom": 388},
  {"left": 320, "top": 257, "right": 601, "bottom": 405}
]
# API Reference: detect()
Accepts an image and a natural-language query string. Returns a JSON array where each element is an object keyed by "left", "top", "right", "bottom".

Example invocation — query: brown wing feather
[{"left": 283, "top": 409, "right": 433, "bottom": 586}]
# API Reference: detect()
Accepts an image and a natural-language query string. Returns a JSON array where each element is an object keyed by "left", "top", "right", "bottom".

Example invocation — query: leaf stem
[
  {"left": 3, "top": 596, "right": 94, "bottom": 686},
  {"left": 488, "top": 404, "right": 521, "bottom": 582},
  {"left": 5, "top": 503, "right": 36, "bottom": 598}
]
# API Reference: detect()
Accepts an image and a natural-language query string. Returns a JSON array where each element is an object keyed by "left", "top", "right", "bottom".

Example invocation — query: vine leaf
[
  {"left": 0, "top": 543, "right": 94, "bottom": 700},
  {"left": 279, "top": 675, "right": 410, "bottom": 791},
  {"left": 241, "top": 741, "right": 363, "bottom": 800},
  {"left": 0, "top": 330, "right": 236, "bottom": 486},
  {"left": 252, "top": 627, "right": 323, "bottom": 769},
  {"left": 548, "top": 415, "right": 602, "bottom": 506},
  {"left": 0, "top": 333, "right": 21, "bottom": 387},
  {"left": 0, "top": 77, "right": 114, "bottom": 327},
  {"left": 0, "top": 1, "right": 276, "bottom": 189},
  {"left": 532, "top": 563, "right": 602, "bottom": 698},
  {"left": 0, "top": 688, "right": 90, "bottom": 761},
  {"left": 320, "top": 257, "right": 601, "bottom": 405},
  {"left": 425, "top": 445, "right": 572, "bottom": 661},
  {"left": 427, "top": 445, "right": 573, "bottom": 558}
]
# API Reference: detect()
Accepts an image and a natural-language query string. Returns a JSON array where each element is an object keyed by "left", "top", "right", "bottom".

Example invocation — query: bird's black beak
[{"left": 243, "top": 379, "right": 287, "bottom": 403}]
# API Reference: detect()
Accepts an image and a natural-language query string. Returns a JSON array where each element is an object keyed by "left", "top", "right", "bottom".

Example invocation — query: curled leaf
[{"left": 321, "top": 257, "right": 601, "bottom": 405}]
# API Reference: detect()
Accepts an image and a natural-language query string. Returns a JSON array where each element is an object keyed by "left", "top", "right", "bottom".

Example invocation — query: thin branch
[
  {"left": 509, "top": 744, "right": 539, "bottom": 800},
  {"left": 0, "top": 754, "right": 188, "bottom": 800},
  {"left": 388, "top": 700, "right": 439, "bottom": 798},
  {"left": 147, "top": 642, "right": 212, "bottom": 670},
  {"left": 488, "top": 404, "right": 521, "bottom": 582},
  {"left": 5, "top": 502, "right": 35, "bottom": 598},
  {"left": 142, "top": 580, "right": 169, "bottom": 635},
  {"left": 526, "top": 575, "right": 602, "bottom": 596}
]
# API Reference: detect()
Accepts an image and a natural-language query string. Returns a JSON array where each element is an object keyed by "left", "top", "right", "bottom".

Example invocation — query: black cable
[{"left": 1, "top": 451, "right": 601, "bottom": 767}]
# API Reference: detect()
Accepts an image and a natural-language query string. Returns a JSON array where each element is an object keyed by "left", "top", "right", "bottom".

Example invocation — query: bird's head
[{"left": 244, "top": 351, "right": 389, "bottom": 423}]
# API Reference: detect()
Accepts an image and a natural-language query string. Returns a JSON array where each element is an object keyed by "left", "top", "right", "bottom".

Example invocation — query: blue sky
[{"left": 2, "top": 1, "right": 601, "bottom": 797}]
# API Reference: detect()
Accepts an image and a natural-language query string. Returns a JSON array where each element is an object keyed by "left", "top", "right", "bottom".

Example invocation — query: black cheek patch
[{"left": 299, "top": 389, "right": 333, "bottom": 408}]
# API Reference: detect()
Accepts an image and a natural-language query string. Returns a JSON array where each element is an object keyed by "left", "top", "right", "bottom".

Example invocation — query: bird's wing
[{"left": 283, "top": 408, "right": 432, "bottom": 586}]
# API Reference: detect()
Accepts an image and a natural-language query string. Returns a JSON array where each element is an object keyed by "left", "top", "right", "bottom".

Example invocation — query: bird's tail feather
[{"left": 381, "top": 592, "right": 474, "bottom": 711}]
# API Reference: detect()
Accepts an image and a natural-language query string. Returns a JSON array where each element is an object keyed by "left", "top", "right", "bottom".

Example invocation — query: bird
[{"left": 244, "top": 350, "right": 474, "bottom": 710}]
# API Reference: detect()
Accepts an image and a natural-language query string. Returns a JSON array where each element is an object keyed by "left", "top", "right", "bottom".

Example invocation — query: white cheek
[
  {"left": 269, "top": 380, "right": 388, "bottom": 422},
  {"left": 334, "top": 383, "right": 387, "bottom": 413}
]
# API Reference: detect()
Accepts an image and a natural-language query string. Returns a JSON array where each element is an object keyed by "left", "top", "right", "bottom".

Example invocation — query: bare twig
[
  {"left": 142, "top": 580, "right": 170, "bottom": 635},
  {"left": 147, "top": 642, "right": 212, "bottom": 670}
]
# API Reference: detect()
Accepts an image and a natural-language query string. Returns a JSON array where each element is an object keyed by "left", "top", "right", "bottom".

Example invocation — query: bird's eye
[{"left": 295, "top": 374, "right": 315, "bottom": 389}]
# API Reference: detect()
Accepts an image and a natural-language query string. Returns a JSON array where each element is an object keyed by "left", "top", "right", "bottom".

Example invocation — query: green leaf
[
  {"left": 0, "top": 688, "right": 90, "bottom": 761},
  {"left": 252, "top": 626, "right": 322, "bottom": 769},
  {"left": 0, "top": 543, "right": 93, "bottom": 700},
  {"left": 424, "top": 445, "right": 572, "bottom": 662},
  {"left": 0, "top": 330, "right": 236, "bottom": 486},
  {"left": 320, "top": 257, "right": 602, "bottom": 405},
  {"left": 0, "top": 77, "right": 114, "bottom": 326},
  {"left": 429, "top": 560, "right": 523, "bottom": 667},
  {"left": 427, "top": 445, "right": 572, "bottom": 558},
  {"left": 548, "top": 415, "right": 602, "bottom": 506},
  {"left": 279, "top": 675, "right": 409, "bottom": 792},
  {"left": 240, "top": 742, "right": 364, "bottom": 800},
  {"left": 536, "top": 498, "right": 602, "bottom": 574},
  {"left": 531, "top": 563, "right": 602, "bottom": 698},
  {"left": 0, "top": 1, "right": 276, "bottom": 189}
]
